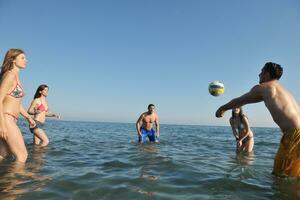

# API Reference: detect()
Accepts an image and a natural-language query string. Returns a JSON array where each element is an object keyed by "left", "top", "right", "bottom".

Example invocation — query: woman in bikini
[
  {"left": 0, "top": 49, "right": 36, "bottom": 163},
  {"left": 230, "top": 107, "right": 254, "bottom": 153},
  {"left": 28, "top": 84, "right": 59, "bottom": 146}
]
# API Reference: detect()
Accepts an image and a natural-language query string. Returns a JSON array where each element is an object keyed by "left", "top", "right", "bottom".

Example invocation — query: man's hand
[
  {"left": 138, "top": 131, "right": 142, "bottom": 139},
  {"left": 216, "top": 107, "right": 225, "bottom": 118},
  {"left": 156, "top": 132, "right": 160, "bottom": 139},
  {"left": 138, "top": 132, "right": 142, "bottom": 143}
]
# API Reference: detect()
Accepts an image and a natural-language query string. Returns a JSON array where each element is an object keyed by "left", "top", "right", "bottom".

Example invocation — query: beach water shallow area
[{"left": 0, "top": 121, "right": 300, "bottom": 200}]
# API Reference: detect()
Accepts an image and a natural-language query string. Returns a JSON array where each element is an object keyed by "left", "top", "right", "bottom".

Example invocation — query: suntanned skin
[
  {"left": 136, "top": 105, "right": 160, "bottom": 141},
  {"left": 0, "top": 53, "right": 36, "bottom": 163},
  {"left": 28, "top": 87, "right": 59, "bottom": 146},
  {"left": 216, "top": 67, "right": 300, "bottom": 132},
  {"left": 28, "top": 88, "right": 59, "bottom": 123},
  {"left": 230, "top": 108, "right": 254, "bottom": 153}
]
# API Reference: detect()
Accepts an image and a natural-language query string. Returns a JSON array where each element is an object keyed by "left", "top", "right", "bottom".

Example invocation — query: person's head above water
[
  {"left": 34, "top": 84, "right": 49, "bottom": 99},
  {"left": 259, "top": 62, "right": 283, "bottom": 84},
  {"left": 147, "top": 104, "right": 155, "bottom": 114},
  {"left": 232, "top": 107, "right": 243, "bottom": 119},
  {"left": 0, "top": 48, "right": 26, "bottom": 78}
]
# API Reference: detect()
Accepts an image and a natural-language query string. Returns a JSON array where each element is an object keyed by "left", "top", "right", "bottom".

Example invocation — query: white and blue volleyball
[{"left": 208, "top": 81, "right": 225, "bottom": 96}]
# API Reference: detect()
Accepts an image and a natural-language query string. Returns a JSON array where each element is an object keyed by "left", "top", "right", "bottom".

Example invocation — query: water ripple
[{"left": 0, "top": 121, "right": 296, "bottom": 199}]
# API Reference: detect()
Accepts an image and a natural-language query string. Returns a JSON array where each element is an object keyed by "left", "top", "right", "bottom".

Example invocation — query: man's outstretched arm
[{"left": 216, "top": 85, "right": 264, "bottom": 118}]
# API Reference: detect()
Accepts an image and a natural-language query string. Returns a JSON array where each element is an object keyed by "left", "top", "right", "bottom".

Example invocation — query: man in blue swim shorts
[{"left": 136, "top": 104, "right": 160, "bottom": 143}]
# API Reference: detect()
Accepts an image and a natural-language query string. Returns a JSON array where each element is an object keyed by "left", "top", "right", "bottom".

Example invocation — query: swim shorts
[
  {"left": 30, "top": 120, "right": 45, "bottom": 133},
  {"left": 139, "top": 127, "right": 157, "bottom": 143},
  {"left": 273, "top": 128, "right": 300, "bottom": 177}
]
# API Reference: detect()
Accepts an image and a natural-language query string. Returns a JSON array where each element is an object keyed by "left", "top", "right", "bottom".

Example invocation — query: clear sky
[{"left": 0, "top": 0, "right": 299, "bottom": 127}]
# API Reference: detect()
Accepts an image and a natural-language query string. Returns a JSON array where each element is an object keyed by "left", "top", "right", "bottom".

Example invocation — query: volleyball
[{"left": 208, "top": 81, "right": 225, "bottom": 96}]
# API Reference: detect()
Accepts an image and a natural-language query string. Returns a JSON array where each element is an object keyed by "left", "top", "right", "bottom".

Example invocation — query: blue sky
[{"left": 0, "top": 0, "right": 299, "bottom": 127}]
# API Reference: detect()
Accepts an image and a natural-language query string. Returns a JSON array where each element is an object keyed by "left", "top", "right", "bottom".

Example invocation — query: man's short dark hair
[
  {"left": 148, "top": 104, "right": 155, "bottom": 109},
  {"left": 263, "top": 62, "right": 283, "bottom": 80}
]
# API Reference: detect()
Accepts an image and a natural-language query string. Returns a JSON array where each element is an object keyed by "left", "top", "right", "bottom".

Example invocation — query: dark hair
[
  {"left": 34, "top": 84, "right": 48, "bottom": 99},
  {"left": 263, "top": 62, "right": 283, "bottom": 80},
  {"left": 1, "top": 49, "right": 25, "bottom": 78},
  {"left": 148, "top": 104, "right": 155, "bottom": 109},
  {"left": 231, "top": 107, "right": 244, "bottom": 120}
]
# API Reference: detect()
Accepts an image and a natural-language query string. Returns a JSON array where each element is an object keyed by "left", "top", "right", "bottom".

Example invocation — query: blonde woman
[
  {"left": 0, "top": 49, "right": 36, "bottom": 163},
  {"left": 28, "top": 84, "right": 59, "bottom": 146}
]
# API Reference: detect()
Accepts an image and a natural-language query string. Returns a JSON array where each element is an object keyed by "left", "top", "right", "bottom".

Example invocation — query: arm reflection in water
[
  {"left": 137, "top": 142, "right": 160, "bottom": 154},
  {"left": 235, "top": 151, "right": 254, "bottom": 166},
  {"left": 0, "top": 146, "right": 52, "bottom": 200},
  {"left": 225, "top": 152, "right": 255, "bottom": 180}
]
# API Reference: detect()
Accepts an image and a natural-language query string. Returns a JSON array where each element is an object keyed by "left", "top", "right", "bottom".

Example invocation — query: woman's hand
[
  {"left": 0, "top": 124, "right": 8, "bottom": 140},
  {"left": 27, "top": 117, "right": 36, "bottom": 128},
  {"left": 237, "top": 139, "right": 243, "bottom": 148}
]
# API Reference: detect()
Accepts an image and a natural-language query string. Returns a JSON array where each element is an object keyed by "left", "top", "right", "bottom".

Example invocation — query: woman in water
[
  {"left": 0, "top": 49, "right": 36, "bottom": 163},
  {"left": 230, "top": 107, "right": 254, "bottom": 153},
  {"left": 28, "top": 84, "right": 59, "bottom": 146}
]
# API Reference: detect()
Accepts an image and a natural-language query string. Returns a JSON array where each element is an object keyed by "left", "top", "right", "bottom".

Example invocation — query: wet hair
[
  {"left": 34, "top": 84, "right": 48, "bottom": 99},
  {"left": 148, "top": 104, "right": 155, "bottom": 109},
  {"left": 263, "top": 62, "right": 283, "bottom": 80},
  {"left": 0, "top": 49, "right": 25, "bottom": 78},
  {"left": 231, "top": 107, "right": 244, "bottom": 120}
]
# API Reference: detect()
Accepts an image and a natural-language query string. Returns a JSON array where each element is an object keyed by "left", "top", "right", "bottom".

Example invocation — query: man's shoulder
[
  {"left": 261, "top": 81, "right": 280, "bottom": 90},
  {"left": 141, "top": 112, "right": 148, "bottom": 117},
  {"left": 257, "top": 81, "right": 280, "bottom": 98},
  {"left": 251, "top": 81, "right": 277, "bottom": 91},
  {"left": 249, "top": 84, "right": 264, "bottom": 93},
  {"left": 260, "top": 80, "right": 279, "bottom": 87}
]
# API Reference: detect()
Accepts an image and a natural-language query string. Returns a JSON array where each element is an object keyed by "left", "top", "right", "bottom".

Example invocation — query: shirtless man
[
  {"left": 136, "top": 104, "right": 160, "bottom": 143},
  {"left": 216, "top": 62, "right": 300, "bottom": 177}
]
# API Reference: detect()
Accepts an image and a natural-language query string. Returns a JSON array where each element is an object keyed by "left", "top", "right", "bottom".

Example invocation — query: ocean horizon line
[{"left": 33, "top": 118, "right": 279, "bottom": 129}]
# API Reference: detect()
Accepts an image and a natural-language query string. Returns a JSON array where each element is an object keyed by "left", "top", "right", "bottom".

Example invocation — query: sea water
[{"left": 0, "top": 120, "right": 299, "bottom": 200}]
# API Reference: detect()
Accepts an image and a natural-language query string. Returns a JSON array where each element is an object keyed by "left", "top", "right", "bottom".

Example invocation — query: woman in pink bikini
[
  {"left": 28, "top": 84, "right": 59, "bottom": 146},
  {"left": 0, "top": 49, "right": 36, "bottom": 163}
]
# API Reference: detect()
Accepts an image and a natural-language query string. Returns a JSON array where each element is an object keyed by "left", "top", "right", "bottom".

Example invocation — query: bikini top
[
  {"left": 7, "top": 72, "right": 25, "bottom": 98},
  {"left": 237, "top": 123, "right": 245, "bottom": 131},
  {"left": 36, "top": 103, "right": 48, "bottom": 112},
  {"left": 233, "top": 115, "right": 248, "bottom": 132}
]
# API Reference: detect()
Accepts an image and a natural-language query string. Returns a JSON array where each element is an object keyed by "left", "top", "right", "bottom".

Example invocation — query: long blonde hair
[{"left": 0, "top": 48, "right": 25, "bottom": 78}]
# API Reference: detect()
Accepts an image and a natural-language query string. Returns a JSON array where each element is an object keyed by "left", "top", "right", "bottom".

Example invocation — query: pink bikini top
[{"left": 36, "top": 103, "right": 48, "bottom": 112}]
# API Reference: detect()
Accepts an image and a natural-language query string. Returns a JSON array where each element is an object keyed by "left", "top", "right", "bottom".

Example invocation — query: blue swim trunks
[
  {"left": 30, "top": 120, "right": 45, "bottom": 133},
  {"left": 139, "top": 127, "right": 157, "bottom": 143}
]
